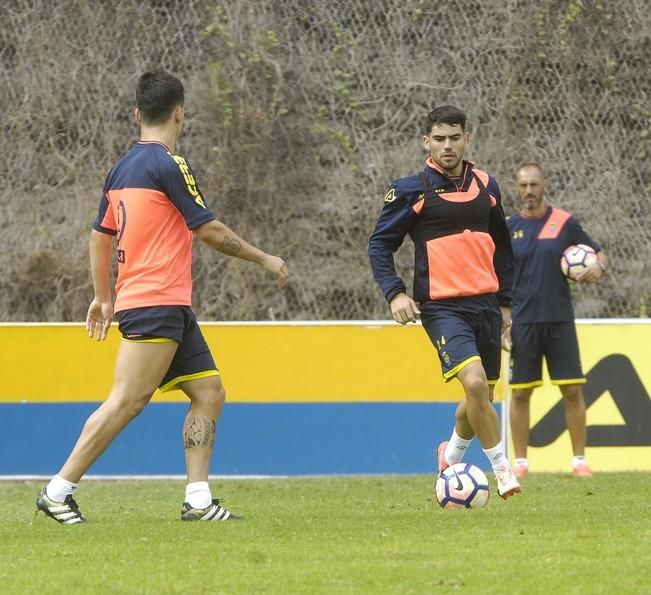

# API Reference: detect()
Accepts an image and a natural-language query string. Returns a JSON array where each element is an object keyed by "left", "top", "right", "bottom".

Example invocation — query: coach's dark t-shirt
[{"left": 507, "top": 206, "right": 601, "bottom": 323}]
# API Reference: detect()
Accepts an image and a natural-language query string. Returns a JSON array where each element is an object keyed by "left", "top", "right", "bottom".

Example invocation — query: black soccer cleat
[
  {"left": 181, "top": 498, "right": 239, "bottom": 521},
  {"left": 36, "top": 488, "right": 87, "bottom": 525}
]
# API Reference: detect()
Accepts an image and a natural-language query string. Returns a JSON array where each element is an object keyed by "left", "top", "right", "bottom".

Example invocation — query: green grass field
[{"left": 1, "top": 474, "right": 650, "bottom": 594}]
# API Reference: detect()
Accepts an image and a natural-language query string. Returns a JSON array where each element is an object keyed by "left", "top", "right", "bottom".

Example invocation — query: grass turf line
[{"left": 0, "top": 473, "right": 649, "bottom": 594}]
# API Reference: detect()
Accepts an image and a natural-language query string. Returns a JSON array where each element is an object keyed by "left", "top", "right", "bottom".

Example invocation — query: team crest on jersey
[
  {"left": 512, "top": 230, "right": 524, "bottom": 239},
  {"left": 384, "top": 188, "right": 397, "bottom": 203},
  {"left": 384, "top": 188, "right": 397, "bottom": 202}
]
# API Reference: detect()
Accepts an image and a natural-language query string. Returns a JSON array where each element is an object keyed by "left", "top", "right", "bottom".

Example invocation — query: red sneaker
[
  {"left": 513, "top": 463, "right": 529, "bottom": 478},
  {"left": 436, "top": 441, "right": 449, "bottom": 474},
  {"left": 572, "top": 462, "right": 593, "bottom": 477}
]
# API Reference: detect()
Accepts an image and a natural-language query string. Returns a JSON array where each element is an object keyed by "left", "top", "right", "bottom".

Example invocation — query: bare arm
[
  {"left": 194, "top": 219, "right": 288, "bottom": 286},
  {"left": 86, "top": 230, "right": 114, "bottom": 340},
  {"left": 89, "top": 230, "right": 113, "bottom": 300},
  {"left": 501, "top": 305, "right": 512, "bottom": 352}
]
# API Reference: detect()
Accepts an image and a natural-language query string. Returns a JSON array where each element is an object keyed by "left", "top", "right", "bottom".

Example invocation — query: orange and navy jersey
[
  {"left": 368, "top": 159, "right": 513, "bottom": 306},
  {"left": 507, "top": 206, "right": 601, "bottom": 322},
  {"left": 93, "top": 141, "right": 216, "bottom": 313}
]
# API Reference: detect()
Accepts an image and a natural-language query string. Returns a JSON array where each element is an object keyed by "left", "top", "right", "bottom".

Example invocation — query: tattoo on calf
[
  {"left": 221, "top": 235, "right": 242, "bottom": 255},
  {"left": 183, "top": 416, "right": 216, "bottom": 448}
]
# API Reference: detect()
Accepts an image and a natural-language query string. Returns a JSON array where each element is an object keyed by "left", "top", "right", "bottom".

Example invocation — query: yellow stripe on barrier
[{"left": 0, "top": 323, "right": 470, "bottom": 403}]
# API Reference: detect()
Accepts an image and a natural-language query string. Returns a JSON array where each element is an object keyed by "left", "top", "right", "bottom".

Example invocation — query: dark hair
[
  {"left": 135, "top": 71, "right": 184, "bottom": 124},
  {"left": 424, "top": 105, "right": 467, "bottom": 134}
]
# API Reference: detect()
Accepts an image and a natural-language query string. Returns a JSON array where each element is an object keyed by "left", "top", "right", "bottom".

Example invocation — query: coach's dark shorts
[
  {"left": 420, "top": 295, "right": 503, "bottom": 384},
  {"left": 116, "top": 306, "right": 219, "bottom": 392},
  {"left": 509, "top": 321, "right": 585, "bottom": 389}
]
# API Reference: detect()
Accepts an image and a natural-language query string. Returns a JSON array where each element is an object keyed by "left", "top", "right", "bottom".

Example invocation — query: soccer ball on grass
[{"left": 435, "top": 463, "right": 490, "bottom": 509}]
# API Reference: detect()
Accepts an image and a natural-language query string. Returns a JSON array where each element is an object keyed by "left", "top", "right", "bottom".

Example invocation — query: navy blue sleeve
[
  {"left": 158, "top": 152, "right": 217, "bottom": 230},
  {"left": 92, "top": 176, "right": 118, "bottom": 235},
  {"left": 567, "top": 217, "right": 602, "bottom": 252},
  {"left": 368, "top": 184, "right": 418, "bottom": 303},
  {"left": 487, "top": 177, "right": 514, "bottom": 307}
]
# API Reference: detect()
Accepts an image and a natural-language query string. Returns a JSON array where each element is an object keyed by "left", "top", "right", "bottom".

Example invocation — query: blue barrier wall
[{"left": 0, "top": 402, "right": 495, "bottom": 475}]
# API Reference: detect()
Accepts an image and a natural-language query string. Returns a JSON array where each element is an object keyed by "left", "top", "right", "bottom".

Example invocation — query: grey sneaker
[
  {"left": 36, "top": 488, "right": 86, "bottom": 525},
  {"left": 181, "top": 499, "right": 237, "bottom": 521}
]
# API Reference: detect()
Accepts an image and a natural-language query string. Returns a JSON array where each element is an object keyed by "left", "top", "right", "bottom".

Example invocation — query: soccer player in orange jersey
[
  {"left": 36, "top": 71, "right": 288, "bottom": 523},
  {"left": 368, "top": 106, "right": 520, "bottom": 499}
]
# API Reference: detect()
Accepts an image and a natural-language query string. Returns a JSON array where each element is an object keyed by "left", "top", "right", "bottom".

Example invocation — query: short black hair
[
  {"left": 424, "top": 105, "right": 467, "bottom": 134},
  {"left": 136, "top": 71, "right": 184, "bottom": 125}
]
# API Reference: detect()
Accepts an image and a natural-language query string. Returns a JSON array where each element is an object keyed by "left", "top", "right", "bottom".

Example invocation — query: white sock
[
  {"left": 572, "top": 455, "right": 586, "bottom": 468},
  {"left": 515, "top": 458, "right": 529, "bottom": 468},
  {"left": 483, "top": 442, "right": 511, "bottom": 472},
  {"left": 185, "top": 481, "right": 212, "bottom": 509},
  {"left": 444, "top": 429, "right": 473, "bottom": 465},
  {"left": 46, "top": 474, "right": 78, "bottom": 503}
]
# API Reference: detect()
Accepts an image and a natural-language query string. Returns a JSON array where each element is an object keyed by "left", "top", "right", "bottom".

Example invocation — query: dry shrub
[{"left": 1, "top": 0, "right": 649, "bottom": 321}]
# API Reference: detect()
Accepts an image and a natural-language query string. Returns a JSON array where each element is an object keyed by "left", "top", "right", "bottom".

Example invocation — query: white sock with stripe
[
  {"left": 444, "top": 429, "right": 473, "bottom": 465},
  {"left": 483, "top": 442, "right": 511, "bottom": 472},
  {"left": 572, "top": 455, "right": 586, "bottom": 468},
  {"left": 46, "top": 474, "right": 78, "bottom": 503},
  {"left": 185, "top": 481, "right": 212, "bottom": 509}
]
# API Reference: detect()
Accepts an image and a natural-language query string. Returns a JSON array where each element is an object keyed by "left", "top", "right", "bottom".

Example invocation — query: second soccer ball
[{"left": 560, "top": 244, "right": 597, "bottom": 280}]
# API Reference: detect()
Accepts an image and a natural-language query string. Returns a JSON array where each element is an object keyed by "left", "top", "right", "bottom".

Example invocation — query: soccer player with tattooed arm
[
  {"left": 368, "top": 105, "right": 521, "bottom": 499},
  {"left": 36, "top": 71, "right": 288, "bottom": 524}
]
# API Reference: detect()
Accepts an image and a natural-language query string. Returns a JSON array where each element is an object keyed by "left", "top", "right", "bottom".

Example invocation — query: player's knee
[
  {"left": 108, "top": 389, "right": 152, "bottom": 420},
  {"left": 128, "top": 399, "right": 148, "bottom": 419},
  {"left": 212, "top": 383, "right": 226, "bottom": 410},
  {"left": 512, "top": 389, "right": 533, "bottom": 403},
  {"left": 463, "top": 374, "right": 489, "bottom": 400},
  {"left": 198, "top": 382, "right": 226, "bottom": 416},
  {"left": 561, "top": 384, "right": 582, "bottom": 402}
]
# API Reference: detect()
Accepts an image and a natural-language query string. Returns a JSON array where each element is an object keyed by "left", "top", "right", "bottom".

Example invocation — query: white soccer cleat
[{"left": 495, "top": 466, "right": 522, "bottom": 499}]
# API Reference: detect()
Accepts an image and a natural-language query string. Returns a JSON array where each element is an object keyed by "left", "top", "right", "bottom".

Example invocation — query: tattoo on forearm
[
  {"left": 183, "top": 416, "right": 216, "bottom": 448},
  {"left": 221, "top": 235, "right": 242, "bottom": 255}
]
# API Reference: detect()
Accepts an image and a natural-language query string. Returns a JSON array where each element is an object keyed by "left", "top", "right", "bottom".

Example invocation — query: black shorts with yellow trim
[
  {"left": 116, "top": 305, "right": 219, "bottom": 392},
  {"left": 509, "top": 320, "right": 585, "bottom": 389},
  {"left": 420, "top": 295, "right": 503, "bottom": 383}
]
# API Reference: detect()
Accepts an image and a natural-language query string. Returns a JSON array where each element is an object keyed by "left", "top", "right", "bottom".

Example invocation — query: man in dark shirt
[
  {"left": 368, "top": 105, "right": 520, "bottom": 499},
  {"left": 504, "top": 163, "right": 608, "bottom": 478}
]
